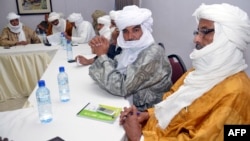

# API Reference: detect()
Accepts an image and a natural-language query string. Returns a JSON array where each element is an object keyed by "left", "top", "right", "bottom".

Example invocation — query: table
[
  {"left": 0, "top": 44, "right": 130, "bottom": 141},
  {"left": 0, "top": 44, "right": 58, "bottom": 102}
]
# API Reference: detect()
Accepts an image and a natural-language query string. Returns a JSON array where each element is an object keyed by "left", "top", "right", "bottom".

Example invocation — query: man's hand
[
  {"left": 120, "top": 105, "right": 143, "bottom": 141},
  {"left": 88, "top": 36, "right": 109, "bottom": 56},
  {"left": 63, "top": 32, "right": 71, "bottom": 41},
  {"left": 75, "top": 55, "right": 94, "bottom": 65},
  {"left": 16, "top": 41, "right": 28, "bottom": 46},
  {"left": 120, "top": 105, "right": 149, "bottom": 125}
]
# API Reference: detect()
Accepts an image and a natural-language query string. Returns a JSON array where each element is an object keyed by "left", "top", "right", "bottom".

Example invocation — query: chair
[
  {"left": 158, "top": 42, "right": 165, "bottom": 49},
  {"left": 168, "top": 54, "right": 187, "bottom": 84}
]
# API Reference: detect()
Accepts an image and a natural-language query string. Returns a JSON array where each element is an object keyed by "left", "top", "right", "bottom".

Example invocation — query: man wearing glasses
[{"left": 120, "top": 3, "right": 250, "bottom": 141}]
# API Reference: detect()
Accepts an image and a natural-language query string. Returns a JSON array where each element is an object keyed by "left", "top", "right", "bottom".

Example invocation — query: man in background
[
  {"left": 47, "top": 12, "right": 72, "bottom": 36},
  {"left": 0, "top": 12, "right": 41, "bottom": 47},
  {"left": 76, "top": 11, "right": 121, "bottom": 65},
  {"left": 36, "top": 13, "right": 49, "bottom": 34},
  {"left": 65, "top": 13, "right": 95, "bottom": 44},
  {"left": 119, "top": 3, "right": 250, "bottom": 141},
  {"left": 91, "top": 10, "right": 106, "bottom": 35},
  {"left": 89, "top": 5, "right": 172, "bottom": 111},
  {"left": 97, "top": 15, "right": 112, "bottom": 40}
]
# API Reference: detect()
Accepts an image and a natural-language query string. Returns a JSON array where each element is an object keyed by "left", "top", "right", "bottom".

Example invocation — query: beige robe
[{"left": 0, "top": 26, "right": 41, "bottom": 47}]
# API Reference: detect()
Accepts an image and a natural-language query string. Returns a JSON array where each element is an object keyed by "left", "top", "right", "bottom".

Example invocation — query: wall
[{"left": 0, "top": 0, "right": 250, "bottom": 76}]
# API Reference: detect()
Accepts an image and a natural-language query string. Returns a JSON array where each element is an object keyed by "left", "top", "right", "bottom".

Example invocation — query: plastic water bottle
[
  {"left": 36, "top": 80, "right": 53, "bottom": 123},
  {"left": 66, "top": 40, "right": 73, "bottom": 61},
  {"left": 61, "top": 32, "right": 66, "bottom": 50},
  {"left": 36, "top": 28, "right": 40, "bottom": 35},
  {"left": 57, "top": 66, "right": 70, "bottom": 102},
  {"left": 42, "top": 31, "right": 47, "bottom": 44}
]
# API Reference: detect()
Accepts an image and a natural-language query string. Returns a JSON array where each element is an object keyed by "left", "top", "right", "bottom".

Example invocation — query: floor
[{"left": 0, "top": 97, "right": 27, "bottom": 112}]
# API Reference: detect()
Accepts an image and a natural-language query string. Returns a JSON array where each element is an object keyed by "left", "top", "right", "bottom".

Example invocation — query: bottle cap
[
  {"left": 59, "top": 66, "right": 65, "bottom": 72},
  {"left": 67, "top": 40, "right": 71, "bottom": 44},
  {"left": 38, "top": 80, "right": 45, "bottom": 87}
]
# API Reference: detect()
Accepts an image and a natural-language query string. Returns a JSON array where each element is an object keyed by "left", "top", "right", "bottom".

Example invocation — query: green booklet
[{"left": 76, "top": 102, "right": 122, "bottom": 123}]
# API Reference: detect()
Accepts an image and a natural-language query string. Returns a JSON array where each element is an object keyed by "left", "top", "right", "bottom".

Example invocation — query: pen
[{"left": 76, "top": 102, "right": 90, "bottom": 115}]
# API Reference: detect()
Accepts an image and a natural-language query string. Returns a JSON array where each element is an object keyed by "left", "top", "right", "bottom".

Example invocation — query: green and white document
[{"left": 76, "top": 102, "right": 122, "bottom": 123}]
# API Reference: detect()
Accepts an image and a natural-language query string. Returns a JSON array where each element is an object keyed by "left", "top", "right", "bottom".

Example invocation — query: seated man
[
  {"left": 119, "top": 3, "right": 250, "bottom": 141},
  {"left": 76, "top": 11, "right": 121, "bottom": 65},
  {"left": 109, "top": 10, "right": 121, "bottom": 46},
  {"left": 0, "top": 12, "right": 41, "bottom": 47},
  {"left": 36, "top": 13, "right": 49, "bottom": 34},
  {"left": 47, "top": 12, "right": 72, "bottom": 36},
  {"left": 91, "top": 10, "right": 106, "bottom": 35},
  {"left": 89, "top": 5, "right": 172, "bottom": 111},
  {"left": 65, "top": 13, "right": 96, "bottom": 44},
  {"left": 97, "top": 15, "right": 112, "bottom": 40}
]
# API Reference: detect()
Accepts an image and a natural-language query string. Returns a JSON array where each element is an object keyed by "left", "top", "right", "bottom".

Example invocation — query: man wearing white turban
[
  {"left": 65, "top": 13, "right": 95, "bottom": 44},
  {"left": 0, "top": 12, "right": 41, "bottom": 47},
  {"left": 47, "top": 12, "right": 72, "bottom": 36},
  {"left": 91, "top": 10, "right": 106, "bottom": 35},
  {"left": 119, "top": 3, "right": 250, "bottom": 141},
  {"left": 89, "top": 5, "right": 172, "bottom": 112},
  {"left": 75, "top": 11, "right": 122, "bottom": 66},
  {"left": 97, "top": 15, "right": 112, "bottom": 40}
]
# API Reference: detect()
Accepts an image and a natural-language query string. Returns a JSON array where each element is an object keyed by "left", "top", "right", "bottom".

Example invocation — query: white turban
[
  {"left": 48, "top": 12, "right": 60, "bottom": 22},
  {"left": 115, "top": 5, "right": 153, "bottom": 32},
  {"left": 193, "top": 3, "right": 250, "bottom": 51},
  {"left": 67, "top": 13, "right": 84, "bottom": 27},
  {"left": 109, "top": 10, "right": 120, "bottom": 20},
  {"left": 97, "top": 15, "right": 111, "bottom": 40},
  {"left": 7, "top": 12, "right": 20, "bottom": 21},
  {"left": 97, "top": 15, "right": 111, "bottom": 27},
  {"left": 115, "top": 5, "right": 155, "bottom": 74}
]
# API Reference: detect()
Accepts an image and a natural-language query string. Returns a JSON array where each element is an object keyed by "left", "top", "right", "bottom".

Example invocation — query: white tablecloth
[
  {"left": 0, "top": 44, "right": 130, "bottom": 141},
  {"left": 0, "top": 44, "right": 58, "bottom": 102}
]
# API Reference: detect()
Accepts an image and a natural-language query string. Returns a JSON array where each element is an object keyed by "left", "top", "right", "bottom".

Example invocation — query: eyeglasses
[{"left": 193, "top": 28, "right": 214, "bottom": 37}]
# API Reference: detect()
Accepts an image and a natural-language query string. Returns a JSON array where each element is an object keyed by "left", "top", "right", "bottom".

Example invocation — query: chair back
[{"left": 168, "top": 54, "right": 187, "bottom": 84}]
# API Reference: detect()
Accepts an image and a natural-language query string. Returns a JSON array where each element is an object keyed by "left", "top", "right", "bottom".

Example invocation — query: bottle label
[{"left": 38, "top": 95, "right": 51, "bottom": 104}]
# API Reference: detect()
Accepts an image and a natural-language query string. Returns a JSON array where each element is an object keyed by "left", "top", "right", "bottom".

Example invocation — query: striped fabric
[{"left": 115, "top": 0, "right": 140, "bottom": 10}]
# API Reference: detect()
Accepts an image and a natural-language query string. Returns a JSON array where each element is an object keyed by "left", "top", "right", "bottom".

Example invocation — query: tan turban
[
  {"left": 115, "top": 5, "right": 153, "bottom": 32},
  {"left": 91, "top": 10, "right": 106, "bottom": 21},
  {"left": 193, "top": 3, "right": 250, "bottom": 51},
  {"left": 48, "top": 12, "right": 60, "bottom": 22},
  {"left": 7, "top": 12, "right": 20, "bottom": 21},
  {"left": 67, "top": 13, "right": 83, "bottom": 26}
]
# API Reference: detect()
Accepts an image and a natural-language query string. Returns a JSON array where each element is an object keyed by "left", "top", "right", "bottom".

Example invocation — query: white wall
[{"left": 0, "top": 0, "right": 250, "bottom": 76}]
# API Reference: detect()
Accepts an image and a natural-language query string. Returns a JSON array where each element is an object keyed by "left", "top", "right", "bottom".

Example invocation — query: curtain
[{"left": 115, "top": 0, "right": 140, "bottom": 10}]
